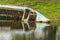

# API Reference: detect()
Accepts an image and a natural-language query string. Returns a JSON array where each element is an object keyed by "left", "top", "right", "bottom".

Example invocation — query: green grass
[
  {"left": 0, "top": 0, "right": 60, "bottom": 25},
  {"left": 0, "top": 0, "right": 59, "bottom": 19},
  {"left": 0, "top": 0, "right": 60, "bottom": 19}
]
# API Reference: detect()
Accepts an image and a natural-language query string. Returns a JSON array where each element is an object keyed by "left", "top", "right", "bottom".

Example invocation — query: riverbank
[
  {"left": 0, "top": 0, "right": 60, "bottom": 20},
  {"left": 0, "top": 0, "right": 60, "bottom": 25}
]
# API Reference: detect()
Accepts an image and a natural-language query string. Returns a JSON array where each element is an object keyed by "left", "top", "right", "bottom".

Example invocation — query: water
[{"left": 0, "top": 22, "right": 60, "bottom": 40}]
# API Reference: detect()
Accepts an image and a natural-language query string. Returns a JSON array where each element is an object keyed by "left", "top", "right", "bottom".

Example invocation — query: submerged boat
[{"left": 0, "top": 5, "right": 50, "bottom": 23}]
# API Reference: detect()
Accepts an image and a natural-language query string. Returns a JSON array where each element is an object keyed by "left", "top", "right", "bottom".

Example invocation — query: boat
[{"left": 0, "top": 5, "right": 50, "bottom": 23}]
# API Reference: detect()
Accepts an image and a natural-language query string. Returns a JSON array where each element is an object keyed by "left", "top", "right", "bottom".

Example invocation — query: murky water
[{"left": 0, "top": 22, "right": 60, "bottom": 40}]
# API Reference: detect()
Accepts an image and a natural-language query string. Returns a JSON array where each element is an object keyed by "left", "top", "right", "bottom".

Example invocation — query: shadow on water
[{"left": 0, "top": 22, "right": 59, "bottom": 40}]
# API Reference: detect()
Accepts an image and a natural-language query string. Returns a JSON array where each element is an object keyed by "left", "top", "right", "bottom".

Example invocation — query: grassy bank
[
  {"left": 0, "top": 0, "right": 60, "bottom": 25},
  {"left": 0, "top": 0, "right": 60, "bottom": 19}
]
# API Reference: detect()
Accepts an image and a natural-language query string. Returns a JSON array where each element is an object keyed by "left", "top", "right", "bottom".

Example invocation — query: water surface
[{"left": 0, "top": 22, "right": 60, "bottom": 40}]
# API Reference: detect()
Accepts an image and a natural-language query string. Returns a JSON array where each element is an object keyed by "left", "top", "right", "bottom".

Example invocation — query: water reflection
[
  {"left": 0, "top": 22, "right": 59, "bottom": 40},
  {"left": 56, "top": 26, "right": 60, "bottom": 40},
  {"left": 47, "top": 26, "right": 57, "bottom": 40},
  {"left": 34, "top": 23, "right": 49, "bottom": 40}
]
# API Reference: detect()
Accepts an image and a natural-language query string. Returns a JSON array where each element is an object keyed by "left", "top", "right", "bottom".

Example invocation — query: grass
[
  {"left": 0, "top": 0, "right": 60, "bottom": 19},
  {"left": 0, "top": 0, "right": 60, "bottom": 25}
]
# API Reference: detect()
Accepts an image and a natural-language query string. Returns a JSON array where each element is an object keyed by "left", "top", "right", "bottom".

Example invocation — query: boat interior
[{"left": 0, "top": 8, "right": 37, "bottom": 22}]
